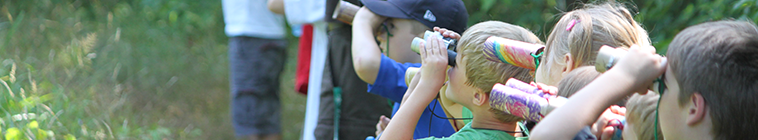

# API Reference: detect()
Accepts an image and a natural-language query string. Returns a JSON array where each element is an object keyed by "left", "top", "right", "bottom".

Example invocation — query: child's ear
[
  {"left": 686, "top": 93, "right": 708, "bottom": 125},
  {"left": 472, "top": 89, "right": 488, "bottom": 106},
  {"left": 563, "top": 53, "right": 575, "bottom": 74}
]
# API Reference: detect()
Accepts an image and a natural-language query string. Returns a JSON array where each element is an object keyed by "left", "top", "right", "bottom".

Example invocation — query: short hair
[
  {"left": 556, "top": 66, "right": 628, "bottom": 106},
  {"left": 557, "top": 66, "right": 600, "bottom": 98},
  {"left": 541, "top": 1, "right": 650, "bottom": 76},
  {"left": 625, "top": 93, "right": 663, "bottom": 140},
  {"left": 457, "top": 21, "right": 543, "bottom": 123},
  {"left": 666, "top": 20, "right": 758, "bottom": 139}
]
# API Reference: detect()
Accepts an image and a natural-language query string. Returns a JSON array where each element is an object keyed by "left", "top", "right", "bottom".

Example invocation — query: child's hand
[
  {"left": 353, "top": 7, "right": 387, "bottom": 32},
  {"left": 530, "top": 82, "right": 558, "bottom": 96},
  {"left": 418, "top": 33, "right": 449, "bottom": 87},
  {"left": 433, "top": 27, "right": 461, "bottom": 40},
  {"left": 610, "top": 45, "right": 667, "bottom": 94},
  {"left": 591, "top": 105, "right": 626, "bottom": 140},
  {"left": 375, "top": 115, "right": 391, "bottom": 137}
]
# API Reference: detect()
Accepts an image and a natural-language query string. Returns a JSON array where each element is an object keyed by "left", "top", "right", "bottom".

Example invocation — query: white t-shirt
[
  {"left": 282, "top": 0, "right": 325, "bottom": 26},
  {"left": 222, "top": 0, "right": 286, "bottom": 39}
]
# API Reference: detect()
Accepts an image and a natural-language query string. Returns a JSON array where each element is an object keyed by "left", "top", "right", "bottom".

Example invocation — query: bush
[{"left": 463, "top": 0, "right": 758, "bottom": 53}]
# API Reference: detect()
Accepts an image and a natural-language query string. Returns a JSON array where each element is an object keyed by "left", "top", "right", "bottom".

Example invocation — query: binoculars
[
  {"left": 332, "top": 1, "right": 359, "bottom": 25},
  {"left": 483, "top": 36, "right": 545, "bottom": 70},
  {"left": 410, "top": 31, "right": 459, "bottom": 66},
  {"left": 489, "top": 78, "right": 567, "bottom": 122}
]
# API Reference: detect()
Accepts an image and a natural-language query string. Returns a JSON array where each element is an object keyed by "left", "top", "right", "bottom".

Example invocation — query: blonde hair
[
  {"left": 542, "top": 1, "right": 650, "bottom": 75},
  {"left": 457, "top": 21, "right": 543, "bottom": 122},
  {"left": 556, "top": 66, "right": 630, "bottom": 106},
  {"left": 556, "top": 66, "right": 600, "bottom": 98},
  {"left": 625, "top": 93, "right": 663, "bottom": 140}
]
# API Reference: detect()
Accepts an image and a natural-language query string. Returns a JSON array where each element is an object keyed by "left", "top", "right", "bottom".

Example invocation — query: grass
[{"left": 0, "top": 0, "right": 306, "bottom": 139}]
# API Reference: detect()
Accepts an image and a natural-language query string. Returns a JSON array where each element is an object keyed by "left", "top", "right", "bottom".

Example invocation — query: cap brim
[{"left": 361, "top": 0, "right": 412, "bottom": 19}]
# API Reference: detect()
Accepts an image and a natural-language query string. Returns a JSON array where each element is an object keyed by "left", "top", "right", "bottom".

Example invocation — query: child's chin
[{"left": 444, "top": 92, "right": 462, "bottom": 104}]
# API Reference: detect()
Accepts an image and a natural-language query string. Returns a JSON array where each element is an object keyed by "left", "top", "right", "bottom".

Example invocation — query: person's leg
[
  {"left": 260, "top": 134, "right": 282, "bottom": 140},
  {"left": 315, "top": 59, "right": 336, "bottom": 140},
  {"left": 229, "top": 36, "right": 286, "bottom": 140}
]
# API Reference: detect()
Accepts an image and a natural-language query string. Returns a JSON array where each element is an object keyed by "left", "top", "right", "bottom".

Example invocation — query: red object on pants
[{"left": 295, "top": 24, "right": 313, "bottom": 95}]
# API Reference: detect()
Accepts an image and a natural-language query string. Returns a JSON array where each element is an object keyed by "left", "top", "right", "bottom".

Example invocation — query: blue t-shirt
[{"left": 368, "top": 55, "right": 456, "bottom": 139}]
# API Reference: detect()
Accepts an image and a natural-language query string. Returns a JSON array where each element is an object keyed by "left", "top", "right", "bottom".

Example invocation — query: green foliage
[
  {"left": 633, "top": 0, "right": 758, "bottom": 53},
  {"left": 1, "top": 61, "right": 66, "bottom": 139},
  {"left": 0, "top": 0, "right": 309, "bottom": 139},
  {"left": 464, "top": 0, "right": 560, "bottom": 39},
  {"left": 1, "top": 0, "right": 226, "bottom": 139},
  {"left": 463, "top": 0, "right": 758, "bottom": 54}
]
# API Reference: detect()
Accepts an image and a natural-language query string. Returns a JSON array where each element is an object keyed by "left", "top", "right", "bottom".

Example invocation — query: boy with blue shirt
[
  {"left": 350, "top": 0, "right": 468, "bottom": 138},
  {"left": 381, "top": 21, "right": 542, "bottom": 140}
]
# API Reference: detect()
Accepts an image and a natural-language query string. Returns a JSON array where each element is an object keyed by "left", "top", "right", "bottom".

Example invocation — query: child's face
[
  {"left": 657, "top": 66, "right": 688, "bottom": 139},
  {"left": 445, "top": 52, "right": 478, "bottom": 106},
  {"left": 376, "top": 19, "right": 422, "bottom": 63}
]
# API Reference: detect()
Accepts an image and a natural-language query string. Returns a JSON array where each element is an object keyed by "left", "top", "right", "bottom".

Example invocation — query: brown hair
[
  {"left": 666, "top": 20, "right": 758, "bottom": 139},
  {"left": 541, "top": 1, "right": 650, "bottom": 77},
  {"left": 625, "top": 93, "right": 663, "bottom": 140},
  {"left": 457, "top": 21, "right": 542, "bottom": 122},
  {"left": 556, "top": 66, "right": 600, "bottom": 98}
]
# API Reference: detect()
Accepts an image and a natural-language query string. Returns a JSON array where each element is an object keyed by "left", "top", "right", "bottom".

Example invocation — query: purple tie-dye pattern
[
  {"left": 504, "top": 78, "right": 552, "bottom": 98},
  {"left": 490, "top": 83, "right": 548, "bottom": 122}
]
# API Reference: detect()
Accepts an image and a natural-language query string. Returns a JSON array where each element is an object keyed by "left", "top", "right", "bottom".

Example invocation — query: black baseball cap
[{"left": 361, "top": 0, "right": 469, "bottom": 33}]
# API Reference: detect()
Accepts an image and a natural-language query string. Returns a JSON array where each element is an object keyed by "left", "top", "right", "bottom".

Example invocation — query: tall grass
[{"left": 1, "top": 0, "right": 306, "bottom": 139}]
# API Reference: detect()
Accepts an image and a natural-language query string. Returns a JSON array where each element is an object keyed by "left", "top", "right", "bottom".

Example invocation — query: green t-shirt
[
  {"left": 417, "top": 123, "right": 528, "bottom": 140},
  {"left": 462, "top": 107, "right": 473, "bottom": 125}
]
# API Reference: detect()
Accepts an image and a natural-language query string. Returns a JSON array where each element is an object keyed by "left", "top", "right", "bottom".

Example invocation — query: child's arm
[
  {"left": 351, "top": 7, "right": 386, "bottom": 84},
  {"left": 380, "top": 33, "right": 449, "bottom": 140},
  {"left": 530, "top": 45, "right": 666, "bottom": 140}
]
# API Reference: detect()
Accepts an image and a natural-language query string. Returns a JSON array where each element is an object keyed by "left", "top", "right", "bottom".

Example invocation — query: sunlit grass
[{"left": 0, "top": 0, "right": 306, "bottom": 139}]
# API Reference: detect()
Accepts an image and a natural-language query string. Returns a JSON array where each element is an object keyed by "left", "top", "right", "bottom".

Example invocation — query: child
[
  {"left": 530, "top": 2, "right": 650, "bottom": 137},
  {"left": 531, "top": 20, "right": 758, "bottom": 140},
  {"left": 381, "top": 21, "right": 540, "bottom": 140},
  {"left": 534, "top": 1, "right": 651, "bottom": 86},
  {"left": 560, "top": 74, "right": 662, "bottom": 140},
  {"left": 658, "top": 20, "right": 758, "bottom": 139},
  {"left": 377, "top": 24, "right": 545, "bottom": 135},
  {"left": 351, "top": 0, "right": 468, "bottom": 138},
  {"left": 557, "top": 66, "right": 601, "bottom": 98},
  {"left": 557, "top": 66, "right": 628, "bottom": 106}
]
